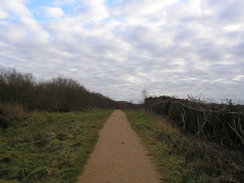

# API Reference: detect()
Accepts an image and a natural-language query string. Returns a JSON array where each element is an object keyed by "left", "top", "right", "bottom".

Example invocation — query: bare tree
[
  {"left": 142, "top": 89, "right": 148, "bottom": 104},
  {"left": 0, "top": 67, "right": 117, "bottom": 112}
]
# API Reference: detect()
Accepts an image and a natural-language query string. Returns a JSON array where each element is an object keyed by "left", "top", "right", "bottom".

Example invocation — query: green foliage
[
  {"left": 0, "top": 109, "right": 112, "bottom": 183},
  {"left": 125, "top": 110, "right": 244, "bottom": 183}
]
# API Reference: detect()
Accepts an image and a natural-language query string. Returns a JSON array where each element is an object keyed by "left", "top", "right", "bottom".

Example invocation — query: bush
[
  {"left": 0, "top": 116, "right": 9, "bottom": 129},
  {"left": 146, "top": 96, "right": 244, "bottom": 150}
]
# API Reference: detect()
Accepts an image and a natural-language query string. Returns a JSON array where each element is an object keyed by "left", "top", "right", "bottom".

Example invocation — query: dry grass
[
  {"left": 152, "top": 115, "right": 179, "bottom": 136},
  {"left": 0, "top": 102, "right": 26, "bottom": 120},
  {"left": 125, "top": 109, "right": 244, "bottom": 183}
]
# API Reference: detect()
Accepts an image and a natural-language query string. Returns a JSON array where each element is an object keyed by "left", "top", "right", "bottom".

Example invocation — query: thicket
[
  {"left": 145, "top": 96, "right": 244, "bottom": 151},
  {"left": 0, "top": 67, "right": 115, "bottom": 114}
]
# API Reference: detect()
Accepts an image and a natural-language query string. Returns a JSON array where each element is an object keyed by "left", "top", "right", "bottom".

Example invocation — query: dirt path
[{"left": 77, "top": 110, "right": 162, "bottom": 183}]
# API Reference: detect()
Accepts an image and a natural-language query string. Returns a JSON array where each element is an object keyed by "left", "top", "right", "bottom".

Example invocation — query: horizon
[{"left": 0, "top": 0, "right": 244, "bottom": 103}]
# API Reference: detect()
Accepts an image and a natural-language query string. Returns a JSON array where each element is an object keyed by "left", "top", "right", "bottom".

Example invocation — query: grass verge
[
  {"left": 125, "top": 109, "right": 243, "bottom": 183},
  {"left": 0, "top": 109, "right": 112, "bottom": 183}
]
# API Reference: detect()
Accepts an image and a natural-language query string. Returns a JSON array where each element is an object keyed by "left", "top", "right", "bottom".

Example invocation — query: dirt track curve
[{"left": 77, "top": 110, "right": 162, "bottom": 183}]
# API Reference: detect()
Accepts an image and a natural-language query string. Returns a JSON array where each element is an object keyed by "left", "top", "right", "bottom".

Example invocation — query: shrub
[
  {"left": 0, "top": 116, "right": 10, "bottom": 129},
  {"left": 146, "top": 96, "right": 244, "bottom": 150}
]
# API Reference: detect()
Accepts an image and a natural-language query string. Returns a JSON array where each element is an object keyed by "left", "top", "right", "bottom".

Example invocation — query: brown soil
[{"left": 77, "top": 110, "right": 162, "bottom": 183}]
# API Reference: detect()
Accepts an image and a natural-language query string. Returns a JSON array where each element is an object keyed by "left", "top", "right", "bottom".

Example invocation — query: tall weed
[{"left": 0, "top": 102, "right": 26, "bottom": 120}]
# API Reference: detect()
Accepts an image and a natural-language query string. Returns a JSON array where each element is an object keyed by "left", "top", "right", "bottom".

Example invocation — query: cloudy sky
[{"left": 0, "top": 0, "right": 244, "bottom": 103}]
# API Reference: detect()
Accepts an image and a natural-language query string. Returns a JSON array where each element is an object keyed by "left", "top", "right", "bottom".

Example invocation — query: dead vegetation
[
  {"left": 145, "top": 96, "right": 244, "bottom": 150},
  {"left": 0, "top": 102, "right": 26, "bottom": 120}
]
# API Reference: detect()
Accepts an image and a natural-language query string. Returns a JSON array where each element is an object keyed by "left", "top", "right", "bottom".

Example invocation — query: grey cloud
[
  {"left": 0, "top": 0, "right": 244, "bottom": 102},
  {"left": 218, "top": 1, "right": 244, "bottom": 23}
]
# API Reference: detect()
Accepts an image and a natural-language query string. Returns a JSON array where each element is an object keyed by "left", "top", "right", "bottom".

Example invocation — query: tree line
[{"left": 0, "top": 67, "right": 115, "bottom": 112}]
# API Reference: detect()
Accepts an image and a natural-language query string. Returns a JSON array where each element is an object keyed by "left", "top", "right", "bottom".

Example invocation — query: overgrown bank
[
  {"left": 0, "top": 109, "right": 112, "bottom": 183},
  {"left": 125, "top": 110, "right": 244, "bottom": 183},
  {"left": 145, "top": 96, "right": 244, "bottom": 150}
]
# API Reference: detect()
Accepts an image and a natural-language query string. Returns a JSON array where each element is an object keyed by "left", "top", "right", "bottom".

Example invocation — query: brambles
[{"left": 145, "top": 96, "right": 244, "bottom": 150}]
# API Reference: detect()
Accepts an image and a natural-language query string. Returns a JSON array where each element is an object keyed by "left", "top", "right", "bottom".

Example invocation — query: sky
[{"left": 0, "top": 0, "right": 244, "bottom": 103}]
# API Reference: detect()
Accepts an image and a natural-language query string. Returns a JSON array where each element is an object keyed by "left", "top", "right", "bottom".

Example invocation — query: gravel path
[{"left": 77, "top": 110, "right": 162, "bottom": 183}]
